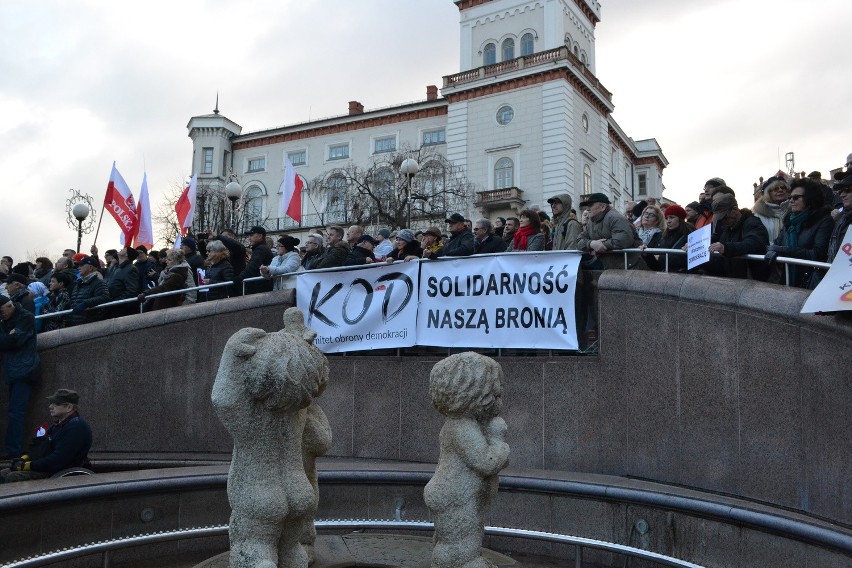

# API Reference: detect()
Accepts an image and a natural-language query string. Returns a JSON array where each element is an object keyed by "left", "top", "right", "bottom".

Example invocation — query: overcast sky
[{"left": 1, "top": 0, "right": 850, "bottom": 263}]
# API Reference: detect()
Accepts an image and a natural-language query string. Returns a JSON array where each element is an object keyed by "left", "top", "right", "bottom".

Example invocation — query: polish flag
[
  {"left": 279, "top": 159, "right": 303, "bottom": 222},
  {"left": 104, "top": 162, "right": 138, "bottom": 246},
  {"left": 175, "top": 174, "right": 197, "bottom": 237},
  {"left": 133, "top": 173, "right": 154, "bottom": 250}
]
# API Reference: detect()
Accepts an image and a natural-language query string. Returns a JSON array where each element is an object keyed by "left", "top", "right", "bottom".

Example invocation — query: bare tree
[{"left": 309, "top": 145, "right": 477, "bottom": 229}]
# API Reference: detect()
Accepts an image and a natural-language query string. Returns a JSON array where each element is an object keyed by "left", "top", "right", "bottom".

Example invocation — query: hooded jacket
[{"left": 549, "top": 193, "right": 583, "bottom": 250}]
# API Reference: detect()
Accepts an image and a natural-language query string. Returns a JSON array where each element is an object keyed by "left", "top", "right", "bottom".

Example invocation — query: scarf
[
  {"left": 512, "top": 225, "right": 537, "bottom": 251},
  {"left": 785, "top": 211, "right": 810, "bottom": 248}
]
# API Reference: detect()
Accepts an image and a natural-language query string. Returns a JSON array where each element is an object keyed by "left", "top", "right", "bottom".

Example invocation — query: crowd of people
[{"left": 0, "top": 158, "right": 849, "bottom": 335}]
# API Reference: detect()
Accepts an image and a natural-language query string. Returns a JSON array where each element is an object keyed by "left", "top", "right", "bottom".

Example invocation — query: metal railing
[{"left": 0, "top": 519, "right": 705, "bottom": 568}]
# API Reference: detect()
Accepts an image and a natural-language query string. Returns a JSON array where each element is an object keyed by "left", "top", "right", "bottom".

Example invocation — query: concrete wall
[{"left": 9, "top": 272, "right": 850, "bottom": 528}]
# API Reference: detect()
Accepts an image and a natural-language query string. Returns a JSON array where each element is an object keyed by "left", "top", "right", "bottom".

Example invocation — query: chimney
[
  {"left": 426, "top": 85, "right": 438, "bottom": 101},
  {"left": 348, "top": 101, "right": 364, "bottom": 115}
]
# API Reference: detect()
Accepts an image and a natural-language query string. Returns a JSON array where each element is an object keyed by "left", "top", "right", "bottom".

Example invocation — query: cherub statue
[
  {"left": 212, "top": 309, "right": 329, "bottom": 568},
  {"left": 423, "top": 352, "right": 510, "bottom": 568}
]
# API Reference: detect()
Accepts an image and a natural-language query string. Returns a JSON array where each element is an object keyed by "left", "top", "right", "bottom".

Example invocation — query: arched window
[
  {"left": 417, "top": 160, "right": 447, "bottom": 216},
  {"left": 483, "top": 43, "right": 496, "bottom": 66},
  {"left": 580, "top": 52, "right": 587, "bottom": 65},
  {"left": 583, "top": 165, "right": 592, "bottom": 196},
  {"left": 573, "top": 45, "right": 580, "bottom": 57},
  {"left": 495, "top": 158, "right": 514, "bottom": 190},
  {"left": 372, "top": 167, "right": 396, "bottom": 212},
  {"left": 324, "top": 174, "right": 347, "bottom": 224},
  {"left": 502, "top": 38, "right": 515, "bottom": 61},
  {"left": 243, "top": 186, "right": 265, "bottom": 229},
  {"left": 521, "top": 33, "right": 534, "bottom": 56}
]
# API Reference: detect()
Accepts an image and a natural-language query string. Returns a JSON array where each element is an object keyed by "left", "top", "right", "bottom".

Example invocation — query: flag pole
[{"left": 92, "top": 208, "right": 105, "bottom": 246}]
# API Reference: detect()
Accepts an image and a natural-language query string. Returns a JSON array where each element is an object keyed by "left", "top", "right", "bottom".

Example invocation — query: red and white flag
[
  {"left": 104, "top": 162, "right": 138, "bottom": 246},
  {"left": 175, "top": 174, "right": 197, "bottom": 237},
  {"left": 133, "top": 173, "right": 154, "bottom": 250},
  {"left": 279, "top": 159, "right": 303, "bottom": 222}
]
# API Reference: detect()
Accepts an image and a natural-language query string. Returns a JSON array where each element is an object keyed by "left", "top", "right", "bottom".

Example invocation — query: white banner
[
  {"left": 296, "top": 262, "right": 419, "bottom": 353},
  {"left": 801, "top": 226, "right": 852, "bottom": 313},
  {"left": 417, "top": 252, "right": 581, "bottom": 350},
  {"left": 687, "top": 224, "right": 711, "bottom": 270}
]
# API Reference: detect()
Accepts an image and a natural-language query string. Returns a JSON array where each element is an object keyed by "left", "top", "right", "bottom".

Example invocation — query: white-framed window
[
  {"left": 422, "top": 128, "right": 446, "bottom": 146},
  {"left": 496, "top": 105, "right": 514, "bottom": 126},
  {"left": 638, "top": 173, "right": 647, "bottom": 196},
  {"left": 495, "top": 157, "right": 514, "bottom": 190},
  {"left": 287, "top": 149, "right": 306, "bottom": 167},
  {"left": 246, "top": 156, "right": 266, "bottom": 173},
  {"left": 502, "top": 38, "right": 515, "bottom": 61},
  {"left": 202, "top": 147, "right": 213, "bottom": 175},
  {"left": 521, "top": 33, "right": 535, "bottom": 56},
  {"left": 483, "top": 43, "right": 496, "bottom": 66},
  {"left": 624, "top": 162, "right": 630, "bottom": 186},
  {"left": 611, "top": 148, "right": 616, "bottom": 175},
  {"left": 328, "top": 143, "right": 350, "bottom": 161},
  {"left": 243, "top": 186, "right": 265, "bottom": 226},
  {"left": 583, "top": 164, "right": 592, "bottom": 195},
  {"left": 325, "top": 174, "right": 348, "bottom": 223},
  {"left": 373, "top": 135, "right": 397, "bottom": 154}
]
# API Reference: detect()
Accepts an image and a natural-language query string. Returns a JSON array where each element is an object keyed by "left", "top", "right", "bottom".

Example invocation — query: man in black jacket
[
  {"left": 105, "top": 247, "right": 139, "bottom": 317},
  {"left": 0, "top": 295, "right": 40, "bottom": 459},
  {"left": 2, "top": 389, "right": 92, "bottom": 482},
  {"left": 67, "top": 256, "right": 110, "bottom": 326},
  {"left": 472, "top": 218, "right": 507, "bottom": 254},
  {"left": 180, "top": 237, "right": 205, "bottom": 285},
  {"left": 344, "top": 235, "right": 378, "bottom": 266},
  {"left": 427, "top": 213, "right": 475, "bottom": 258},
  {"left": 706, "top": 194, "right": 770, "bottom": 280},
  {"left": 240, "top": 226, "right": 274, "bottom": 295}
]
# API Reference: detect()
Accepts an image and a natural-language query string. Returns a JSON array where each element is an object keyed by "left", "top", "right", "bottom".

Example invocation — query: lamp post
[
  {"left": 399, "top": 158, "right": 419, "bottom": 228},
  {"left": 224, "top": 179, "right": 242, "bottom": 231},
  {"left": 72, "top": 203, "right": 90, "bottom": 253}
]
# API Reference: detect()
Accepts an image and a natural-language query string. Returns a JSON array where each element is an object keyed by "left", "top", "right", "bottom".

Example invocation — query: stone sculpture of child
[
  {"left": 212, "top": 310, "right": 329, "bottom": 568},
  {"left": 423, "top": 352, "right": 510, "bottom": 568},
  {"left": 282, "top": 308, "right": 333, "bottom": 564}
]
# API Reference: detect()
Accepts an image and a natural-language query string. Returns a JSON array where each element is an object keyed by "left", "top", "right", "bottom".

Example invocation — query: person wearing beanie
[
  {"left": 684, "top": 202, "right": 701, "bottom": 225},
  {"left": 261, "top": 235, "right": 302, "bottom": 290},
  {"left": 386, "top": 229, "right": 423, "bottom": 262},
  {"left": 642, "top": 205, "right": 694, "bottom": 272},
  {"left": 180, "top": 237, "right": 205, "bottom": 286},
  {"left": 0, "top": 293, "right": 40, "bottom": 460},
  {"left": 374, "top": 228, "right": 393, "bottom": 260}
]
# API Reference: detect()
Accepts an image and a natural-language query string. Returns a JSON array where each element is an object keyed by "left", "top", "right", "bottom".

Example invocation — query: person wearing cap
[
  {"left": 66, "top": 256, "right": 109, "bottom": 327},
  {"left": 575, "top": 193, "right": 644, "bottom": 270},
  {"left": 374, "top": 228, "right": 393, "bottom": 260},
  {"left": 828, "top": 174, "right": 852, "bottom": 262},
  {"left": 262, "top": 235, "right": 302, "bottom": 290},
  {"left": 752, "top": 176, "right": 790, "bottom": 243},
  {"left": 419, "top": 226, "right": 444, "bottom": 257},
  {"left": 0, "top": 293, "right": 40, "bottom": 459},
  {"left": 472, "top": 219, "right": 507, "bottom": 255},
  {"left": 547, "top": 194, "right": 582, "bottom": 251},
  {"left": 345, "top": 234, "right": 379, "bottom": 266},
  {"left": 386, "top": 229, "right": 424, "bottom": 262},
  {"left": 705, "top": 194, "right": 770, "bottom": 279},
  {"left": 313, "top": 226, "right": 351, "bottom": 269},
  {"left": 1, "top": 389, "right": 92, "bottom": 483},
  {"left": 426, "top": 213, "right": 474, "bottom": 258},
  {"left": 6, "top": 274, "right": 35, "bottom": 315},
  {"left": 240, "top": 226, "right": 274, "bottom": 295},
  {"left": 180, "top": 237, "right": 205, "bottom": 286}
]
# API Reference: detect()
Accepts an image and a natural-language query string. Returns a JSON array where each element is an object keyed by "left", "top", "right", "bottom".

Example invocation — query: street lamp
[
  {"left": 399, "top": 157, "right": 419, "bottom": 227},
  {"left": 72, "top": 203, "right": 90, "bottom": 253},
  {"left": 224, "top": 179, "right": 242, "bottom": 230}
]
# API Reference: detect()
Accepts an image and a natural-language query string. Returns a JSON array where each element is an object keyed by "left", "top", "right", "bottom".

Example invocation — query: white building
[{"left": 187, "top": 0, "right": 667, "bottom": 235}]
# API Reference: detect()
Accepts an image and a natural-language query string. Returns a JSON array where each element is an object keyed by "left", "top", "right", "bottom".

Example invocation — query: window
[
  {"left": 372, "top": 168, "right": 395, "bottom": 211},
  {"left": 521, "top": 33, "right": 534, "bottom": 56},
  {"left": 624, "top": 163, "right": 630, "bottom": 186},
  {"left": 638, "top": 173, "right": 647, "bottom": 196},
  {"left": 502, "top": 38, "right": 515, "bottom": 61},
  {"left": 580, "top": 53, "right": 587, "bottom": 66},
  {"left": 611, "top": 149, "right": 616, "bottom": 174},
  {"left": 422, "top": 129, "right": 446, "bottom": 146},
  {"left": 495, "top": 158, "right": 514, "bottom": 190},
  {"left": 373, "top": 136, "right": 396, "bottom": 154},
  {"left": 417, "top": 161, "right": 447, "bottom": 215},
  {"left": 247, "top": 156, "right": 265, "bottom": 173},
  {"left": 243, "top": 186, "right": 264, "bottom": 227},
  {"left": 328, "top": 143, "right": 349, "bottom": 161},
  {"left": 573, "top": 45, "right": 579, "bottom": 57},
  {"left": 325, "top": 175, "right": 347, "bottom": 223},
  {"left": 581, "top": 113, "right": 589, "bottom": 133},
  {"left": 483, "top": 43, "right": 496, "bottom": 66},
  {"left": 287, "top": 150, "right": 306, "bottom": 166},
  {"left": 583, "top": 165, "right": 592, "bottom": 196},
  {"left": 496, "top": 105, "right": 514, "bottom": 126},
  {"left": 202, "top": 147, "right": 213, "bottom": 175}
]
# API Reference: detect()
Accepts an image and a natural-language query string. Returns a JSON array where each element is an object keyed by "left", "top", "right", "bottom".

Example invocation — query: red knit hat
[{"left": 664, "top": 205, "right": 687, "bottom": 220}]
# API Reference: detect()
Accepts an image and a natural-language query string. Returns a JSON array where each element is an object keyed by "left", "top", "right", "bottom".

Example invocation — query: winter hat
[
  {"left": 663, "top": 205, "right": 687, "bottom": 220},
  {"left": 181, "top": 237, "right": 198, "bottom": 252},
  {"left": 378, "top": 228, "right": 391, "bottom": 239},
  {"left": 396, "top": 229, "right": 415, "bottom": 242}
]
